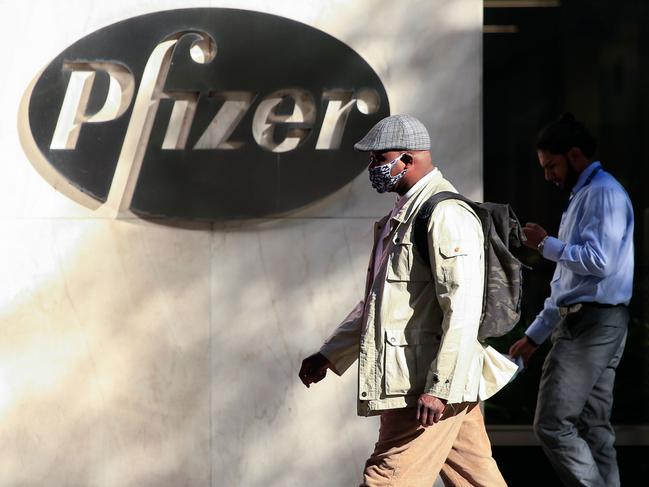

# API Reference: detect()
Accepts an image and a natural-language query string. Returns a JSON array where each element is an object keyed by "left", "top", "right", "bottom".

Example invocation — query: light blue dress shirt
[{"left": 526, "top": 161, "right": 635, "bottom": 345}]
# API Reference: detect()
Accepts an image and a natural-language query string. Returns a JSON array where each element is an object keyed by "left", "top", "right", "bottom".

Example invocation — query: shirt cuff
[
  {"left": 541, "top": 236, "right": 565, "bottom": 262},
  {"left": 525, "top": 319, "right": 551, "bottom": 346}
]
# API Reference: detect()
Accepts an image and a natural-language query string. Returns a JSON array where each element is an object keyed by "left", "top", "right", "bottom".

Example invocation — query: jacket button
[
  {"left": 389, "top": 337, "right": 396, "bottom": 343},
  {"left": 361, "top": 392, "right": 367, "bottom": 397}
]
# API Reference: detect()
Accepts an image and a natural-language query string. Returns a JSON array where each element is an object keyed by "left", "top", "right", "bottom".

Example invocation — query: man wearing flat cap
[{"left": 299, "top": 115, "right": 515, "bottom": 486}]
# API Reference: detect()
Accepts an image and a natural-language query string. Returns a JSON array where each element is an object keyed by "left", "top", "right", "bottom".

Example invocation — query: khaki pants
[{"left": 361, "top": 402, "right": 507, "bottom": 487}]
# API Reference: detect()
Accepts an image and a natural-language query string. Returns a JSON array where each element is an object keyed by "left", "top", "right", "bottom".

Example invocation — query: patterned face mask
[{"left": 368, "top": 153, "right": 407, "bottom": 193}]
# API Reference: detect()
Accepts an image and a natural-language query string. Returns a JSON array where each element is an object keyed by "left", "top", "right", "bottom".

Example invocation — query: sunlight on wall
[{"left": 0, "top": 1, "right": 481, "bottom": 485}]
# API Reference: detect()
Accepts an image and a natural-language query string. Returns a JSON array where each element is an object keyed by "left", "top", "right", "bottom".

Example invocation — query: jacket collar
[{"left": 391, "top": 169, "right": 445, "bottom": 224}]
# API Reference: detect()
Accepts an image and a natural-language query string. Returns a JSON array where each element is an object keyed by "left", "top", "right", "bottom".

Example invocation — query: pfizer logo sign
[{"left": 21, "top": 8, "right": 389, "bottom": 219}]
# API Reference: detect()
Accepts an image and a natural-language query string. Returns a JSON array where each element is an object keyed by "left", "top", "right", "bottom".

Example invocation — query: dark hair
[{"left": 535, "top": 113, "right": 598, "bottom": 158}]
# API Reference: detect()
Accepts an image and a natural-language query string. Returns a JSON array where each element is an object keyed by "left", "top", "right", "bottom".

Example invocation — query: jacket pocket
[
  {"left": 438, "top": 241, "right": 469, "bottom": 259},
  {"left": 384, "top": 329, "right": 439, "bottom": 395},
  {"left": 438, "top": 241, "right": 470, "bottom": 284},
  {"left": 386, "top": 242, "right": 431, "bottom": 282}
]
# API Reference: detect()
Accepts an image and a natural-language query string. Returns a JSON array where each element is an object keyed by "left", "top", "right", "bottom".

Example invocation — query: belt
[{"left": 558, "top": 302, "right": 625, "bottom": 318}]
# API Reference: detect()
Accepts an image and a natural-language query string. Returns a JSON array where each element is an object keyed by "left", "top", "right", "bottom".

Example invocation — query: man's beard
[{"left": 563, "top": 162, "right": 579, "bottom": 192}]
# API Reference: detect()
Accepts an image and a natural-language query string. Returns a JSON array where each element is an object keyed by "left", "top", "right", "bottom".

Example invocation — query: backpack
[{"left": 413, "top": 191, "right": 525, "bottom": 341}]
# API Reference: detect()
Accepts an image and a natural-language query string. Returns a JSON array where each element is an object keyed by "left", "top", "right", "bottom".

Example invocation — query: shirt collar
[{"left": 571, "top": 161, "right": 602, "bottom": 196}]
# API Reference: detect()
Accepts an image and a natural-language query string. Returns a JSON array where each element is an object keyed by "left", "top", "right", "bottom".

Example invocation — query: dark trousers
[{"left": 534, "top": 305, "right": 628, "bottom": 487}]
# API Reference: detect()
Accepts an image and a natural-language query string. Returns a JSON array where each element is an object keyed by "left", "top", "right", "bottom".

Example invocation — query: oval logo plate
[{"left": 22, "top": 8, "right": 390, "bottom": 219}]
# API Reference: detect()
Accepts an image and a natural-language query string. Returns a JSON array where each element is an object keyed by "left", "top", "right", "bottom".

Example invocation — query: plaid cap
[{"left": 354, "top": 114, "right": 430, "bottom": 152}]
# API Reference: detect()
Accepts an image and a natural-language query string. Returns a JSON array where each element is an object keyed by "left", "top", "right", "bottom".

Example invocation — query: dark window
[{"left": 483, "top": 0, "right": 649, "bottom": 428}]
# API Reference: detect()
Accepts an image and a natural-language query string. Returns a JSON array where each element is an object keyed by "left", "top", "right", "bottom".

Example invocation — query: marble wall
[{"left": 0, "top": 0, "right": 481, "bottom": 485}]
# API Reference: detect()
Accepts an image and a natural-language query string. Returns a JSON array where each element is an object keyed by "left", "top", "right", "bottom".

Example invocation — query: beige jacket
[{"left": 319, "top": 170, "right": 517, "bottom": 416}]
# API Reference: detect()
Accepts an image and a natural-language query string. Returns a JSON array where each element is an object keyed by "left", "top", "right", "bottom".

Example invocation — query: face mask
[{"left": 368, "top": 153, "right": 407, "bottom": 193}]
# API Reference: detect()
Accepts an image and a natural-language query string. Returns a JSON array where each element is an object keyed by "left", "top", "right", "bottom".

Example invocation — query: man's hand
[
  {"left": 522, "top": 222, "right": 548, "bottom": 250},
  {"left": 508, "top": 336, "right": 539, "bottom": 368},
  {"left": 416, "top": 394, "right": 447, "bottom": 426},
  {"left": 299, "top": 352, "right": 331, "bottom": 388}
]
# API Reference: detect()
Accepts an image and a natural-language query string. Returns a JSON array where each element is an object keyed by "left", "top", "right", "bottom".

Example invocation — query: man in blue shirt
[{"left": 509, "top": 113, "right": 634, "bottom": 487}]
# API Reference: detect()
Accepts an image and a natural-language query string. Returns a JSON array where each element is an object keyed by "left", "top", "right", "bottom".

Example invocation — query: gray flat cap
[{"left": 354, "top": 114, "right": 430, "bottom": 152}]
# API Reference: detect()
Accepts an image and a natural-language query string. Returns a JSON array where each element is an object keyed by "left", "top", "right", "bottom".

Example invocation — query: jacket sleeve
[
  {"left": 423, "top": 201, "right": 485, "bottom": 402},
  {"left": 319, "top": 300, "right": 364, "bottom": 376}
]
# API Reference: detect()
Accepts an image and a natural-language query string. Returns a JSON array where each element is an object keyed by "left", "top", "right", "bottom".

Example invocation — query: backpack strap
[{"left": 413, "top": 191, "right": 475, "bottom": 264}]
